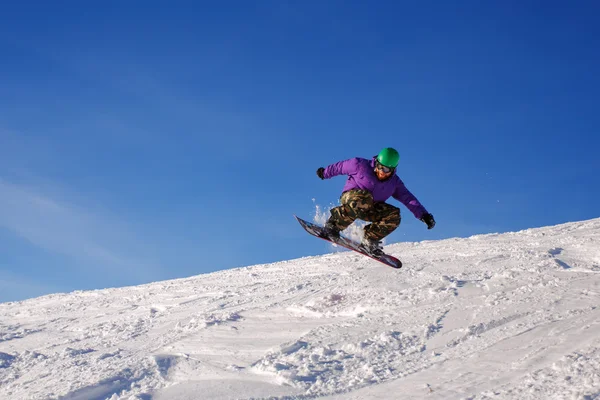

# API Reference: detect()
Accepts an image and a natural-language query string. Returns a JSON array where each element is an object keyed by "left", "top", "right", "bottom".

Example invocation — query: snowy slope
[{"left": 1, "top": 218, "right": 600, "bottom": 400}]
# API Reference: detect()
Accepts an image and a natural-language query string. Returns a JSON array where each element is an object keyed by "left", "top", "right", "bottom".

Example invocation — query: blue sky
[{"left": 1, "top": 1, "right": 599, "bottom": 302}]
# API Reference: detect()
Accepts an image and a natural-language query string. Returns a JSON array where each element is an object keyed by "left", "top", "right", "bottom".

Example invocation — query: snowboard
[{"left": 294, "top": 216, "right": 402, "bottom": 269}]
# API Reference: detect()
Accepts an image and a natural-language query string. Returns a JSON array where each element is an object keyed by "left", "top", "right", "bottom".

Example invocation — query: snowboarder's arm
[
  {"left": 322, "top": 158, "right": 360, "bottom": 179},
  {"left": 392, "top": 180, "right": 428, "bottom": 220}
]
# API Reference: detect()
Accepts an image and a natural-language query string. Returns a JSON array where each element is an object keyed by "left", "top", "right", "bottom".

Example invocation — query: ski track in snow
[{"left": 1, "top": 218, "right": 600, "bottom": 399}]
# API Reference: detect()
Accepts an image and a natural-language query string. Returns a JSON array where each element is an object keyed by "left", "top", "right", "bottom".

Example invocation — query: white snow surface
[{"left": 1, "top": 218, "right": 600, "bottom": 400}]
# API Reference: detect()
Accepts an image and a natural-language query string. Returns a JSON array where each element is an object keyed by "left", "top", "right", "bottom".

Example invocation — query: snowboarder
[{"left": 316, "top": 147, "right": 435, "bottom": 256}]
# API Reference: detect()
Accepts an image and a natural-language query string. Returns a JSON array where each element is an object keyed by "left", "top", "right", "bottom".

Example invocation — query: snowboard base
[{"left": 295, "top": 216, "right": 402, "bottom": 269}]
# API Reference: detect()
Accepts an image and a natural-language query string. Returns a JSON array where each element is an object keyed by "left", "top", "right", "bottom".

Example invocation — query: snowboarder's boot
[
  {"left": 361, "top": 236, "right": 384, "bottom": 257},
  {"left": 323, "top": 219, "right": 341, "bottom": 239}
]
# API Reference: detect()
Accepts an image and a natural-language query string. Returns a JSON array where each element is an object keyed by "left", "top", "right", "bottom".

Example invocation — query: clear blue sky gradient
[{"left": 1, "top": 1, "right": 599, "bottom": 302}]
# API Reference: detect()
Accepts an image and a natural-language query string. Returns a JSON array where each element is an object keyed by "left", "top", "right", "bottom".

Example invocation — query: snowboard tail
[{"left": 294, "top": 216, "right": 402, "bottom": 269}]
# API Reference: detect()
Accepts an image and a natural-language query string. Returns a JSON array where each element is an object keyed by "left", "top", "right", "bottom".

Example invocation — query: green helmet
[{"left": 376, "top": 147, "right": 400, "bottom": 168}]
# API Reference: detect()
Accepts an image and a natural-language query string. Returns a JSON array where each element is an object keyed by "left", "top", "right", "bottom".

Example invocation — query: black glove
[
  {"left": 420, "top": 213, "right": 436, "bottom": 229},
  {"left": 316, "top": 167, "right": 325, "bottom": 180}
]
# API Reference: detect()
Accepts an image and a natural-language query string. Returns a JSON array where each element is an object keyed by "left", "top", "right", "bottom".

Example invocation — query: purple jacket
[{"left": 323, "top": 157, "right": 428, "bottom": 219}]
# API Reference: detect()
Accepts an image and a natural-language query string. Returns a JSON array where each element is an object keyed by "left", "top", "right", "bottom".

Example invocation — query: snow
[{"left": 1, "top": 218, "right": 600, "bottom": 399}]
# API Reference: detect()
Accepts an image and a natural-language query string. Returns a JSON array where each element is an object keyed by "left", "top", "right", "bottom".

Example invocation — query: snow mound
[{"left": 1, "top": 217, "right": 600, "bottom": 399}]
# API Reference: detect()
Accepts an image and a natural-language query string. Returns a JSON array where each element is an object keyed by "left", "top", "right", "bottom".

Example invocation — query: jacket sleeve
[
  {"left": 392, "top": 179, "right": 428, "bottom": 219},
  {"left": 323, "top": 158, "right": 360, "bottom": 179}
]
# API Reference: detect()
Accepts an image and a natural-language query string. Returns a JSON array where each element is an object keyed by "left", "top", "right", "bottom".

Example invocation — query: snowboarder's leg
[
  {"left": 327, "top": 190, "right": 374, "bottom": 231},
  {"left": 362, "top": 202, "right": 401, "bottom": 241}
]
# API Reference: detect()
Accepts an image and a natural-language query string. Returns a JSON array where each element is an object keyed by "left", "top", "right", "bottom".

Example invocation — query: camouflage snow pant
[{"left": 328, "top": 190, "right": 401, "bottom": 241}]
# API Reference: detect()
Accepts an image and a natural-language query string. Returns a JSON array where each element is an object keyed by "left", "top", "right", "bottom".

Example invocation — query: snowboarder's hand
[
  {"left": 316, "top": 167, "right": 325, "bottom": 180},
  {"left": 421, "top": 213, "right": 436, "bottom": 229}
]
